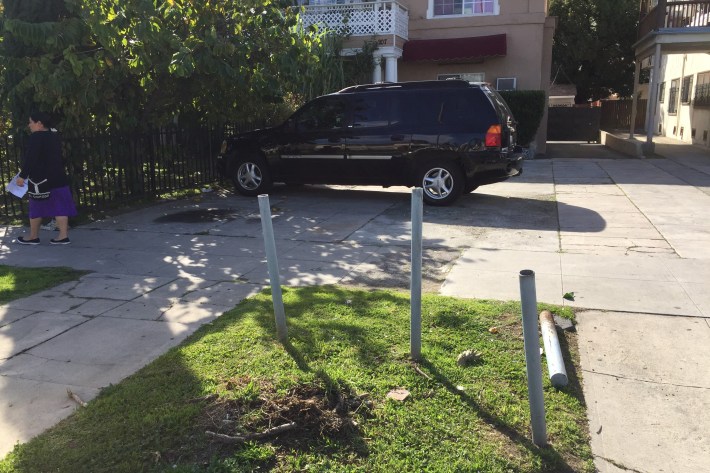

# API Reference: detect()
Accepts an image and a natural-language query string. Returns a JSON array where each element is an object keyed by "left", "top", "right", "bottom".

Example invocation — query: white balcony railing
[{"left": 298, "top": 1, "right": 409, "bottom": 40}]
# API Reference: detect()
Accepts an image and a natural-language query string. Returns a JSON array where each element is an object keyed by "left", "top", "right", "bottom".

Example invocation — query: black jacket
[{"left": 19, "top": 130, "right": 70, "bottom": 191}]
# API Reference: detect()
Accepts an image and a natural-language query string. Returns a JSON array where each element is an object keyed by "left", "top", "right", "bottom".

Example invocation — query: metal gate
[{"left": 547, "top": 107, "right": 602, "bottom": 142}]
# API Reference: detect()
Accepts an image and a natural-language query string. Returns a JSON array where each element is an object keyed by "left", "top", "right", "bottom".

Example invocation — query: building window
[
  {"left": 694, "top": 71, "right": 710, "bottom": 107},
  {"left": 496, "top": 77, "right": 517, "bottom": 90},
  {"left": 681, "top": 75, "right": 693, "bottom": 104},
  {"left": 659, "top": 82, "right": 665, "bottom": 103},
  {"left": 438, "top": 73, "right": 485, "bottom": 82},
  {"left": 431, "top": 0, "right": 497, "bottom": 17},
  {"left": 668, "top": 78, "right": 679, "bottom": 114}
]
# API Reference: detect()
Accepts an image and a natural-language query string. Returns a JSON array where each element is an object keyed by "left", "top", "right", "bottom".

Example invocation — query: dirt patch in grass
[{"left": 169, "top": 379, "right": 372, "bottom": 468}]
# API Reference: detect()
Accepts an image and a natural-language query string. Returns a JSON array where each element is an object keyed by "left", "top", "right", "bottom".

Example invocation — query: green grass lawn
[
  {"left": 0, "top": 266, "right": 85, "bottom": 304},
  {"left": 0, "top": 286, "right": 593, "bottom": 473}
]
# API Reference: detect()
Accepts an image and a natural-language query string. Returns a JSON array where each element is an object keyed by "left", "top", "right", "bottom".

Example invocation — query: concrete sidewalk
[{"left": 0, "top": 139, "right": 709, "bottom": 471}]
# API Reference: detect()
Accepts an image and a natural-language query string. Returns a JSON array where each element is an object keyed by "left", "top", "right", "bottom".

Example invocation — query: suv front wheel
[
  {"left": 418, "top": 161, "right": 463, "bottom": 206},
  {"left": 231, "top": 153, "right": 273, "bottom": 196}
]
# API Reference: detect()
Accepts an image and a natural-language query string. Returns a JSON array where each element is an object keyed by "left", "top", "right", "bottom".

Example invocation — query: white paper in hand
[{"left": 6, "top": 174, "right": 28, "bottom": 198}]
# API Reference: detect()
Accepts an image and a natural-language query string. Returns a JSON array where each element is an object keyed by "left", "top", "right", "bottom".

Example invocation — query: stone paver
[
  {"left": 0, "top": 313, "right": 89, "bottom": 360},
  {"left": 577, "top": 310, "right": 710, "bottom": 473}
]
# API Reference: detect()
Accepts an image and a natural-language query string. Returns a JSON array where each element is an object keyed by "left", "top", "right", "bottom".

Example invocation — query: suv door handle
[{"left": 391, "top": 134, "right": 405, "bottom": 141}]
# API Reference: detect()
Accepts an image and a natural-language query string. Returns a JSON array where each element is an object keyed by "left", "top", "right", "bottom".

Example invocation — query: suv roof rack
[{"left": 338, "top": 79, "right": 473, "bottom": 93}]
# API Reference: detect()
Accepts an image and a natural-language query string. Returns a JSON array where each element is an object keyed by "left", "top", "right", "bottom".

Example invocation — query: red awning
[{"left": 402, "top": 34, "right": 506, "bottom": 62}]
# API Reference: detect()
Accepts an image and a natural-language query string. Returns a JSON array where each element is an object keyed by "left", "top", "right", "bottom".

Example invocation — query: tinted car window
[
  {"left": 440, "top": 89, "right": 498, "bottom": 132},
  {"left": 352, "top": 94, "right": 392, "bottom": 128},
  {"left": 295, "top": 97, "right": 347, "bottom": 132},
  {"left": 400, "top": 89, "right": 497, "bottom": 133},
  {"left": 400, "top": 91, "right": 443, "bottom": 131},
  {"left": 481, "top": 85, "right": 514, "bottom": 120}
]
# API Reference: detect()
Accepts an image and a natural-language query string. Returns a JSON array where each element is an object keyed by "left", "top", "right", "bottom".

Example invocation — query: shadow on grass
[
  {"left": 418, "top": 358, "right": 580, "bottom": 473},
  {"left": 193, "top": 288, "right": 587, "bottom": 471},
  {"left": 254, "top": 286, "right": 402, "bottom": 367}
]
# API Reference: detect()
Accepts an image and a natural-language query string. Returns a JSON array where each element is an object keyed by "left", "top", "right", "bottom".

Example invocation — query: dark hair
[{"left": 29, "top": 111, "right": 53, "bottom": 128}]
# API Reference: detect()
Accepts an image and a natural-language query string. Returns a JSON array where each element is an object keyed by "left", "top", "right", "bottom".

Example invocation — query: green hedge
[{"left": 499, "top": 90, "right": 546, "bottom": 146}]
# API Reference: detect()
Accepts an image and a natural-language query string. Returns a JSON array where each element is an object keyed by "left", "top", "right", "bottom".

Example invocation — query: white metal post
[
  {"left": 258, "top": 194, "right": 288, "bottom": 342},
  {"left": 519, "top": 269, "right": 547, "bottom": 447},
  {"left": 410, "top": 188, "right": 423, "bottom": 360}
]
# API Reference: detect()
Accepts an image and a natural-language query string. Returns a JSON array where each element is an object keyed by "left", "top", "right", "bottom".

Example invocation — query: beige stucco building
[
  {"left": 631, "top": 0, "right": 710, "bottom": 149},
  {"left": 649, "top": 53, "right": 710, "bottom": 146},
  {"left": 298, "top": 0, "right": 556, "bottom": 152}
]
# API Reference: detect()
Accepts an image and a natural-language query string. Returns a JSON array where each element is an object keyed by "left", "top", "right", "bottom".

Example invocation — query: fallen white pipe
[{"left": 539, "top": 310, "right": 568, "bottom": 387}]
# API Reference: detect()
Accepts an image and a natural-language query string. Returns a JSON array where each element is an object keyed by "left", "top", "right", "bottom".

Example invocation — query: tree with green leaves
[
  {"left": 1, "top": 0, "right": 77, "bottom": 131},
  {"left": 0, "top": 0, "right": 367, "bottom": 134},
  {"left": 550, "top": 0, "right": 638, "bottom": 103}
]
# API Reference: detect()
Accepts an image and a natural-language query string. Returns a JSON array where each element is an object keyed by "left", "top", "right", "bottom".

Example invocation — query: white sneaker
[{"left": 40, "top": 219, "right": 57, "bottom": 231}]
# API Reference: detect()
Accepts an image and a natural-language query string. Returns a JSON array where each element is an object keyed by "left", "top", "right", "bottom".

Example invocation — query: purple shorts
[{"left": 28, "top": 185, "right": 78, "bottom": 219}]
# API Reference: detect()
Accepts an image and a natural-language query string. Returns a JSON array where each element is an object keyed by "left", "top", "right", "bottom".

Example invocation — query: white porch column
[
  {"left": 372, "top": 56, "right": 383, "bottom": 83},
  {"left": 645, "top": 43, "right": 662, "bottom": 145},
  {"left": 384, "top": 55, "right": 398, "bottom": 82},
  {"left": 629, "top": 56, "right": 641, "bottom": 139}
]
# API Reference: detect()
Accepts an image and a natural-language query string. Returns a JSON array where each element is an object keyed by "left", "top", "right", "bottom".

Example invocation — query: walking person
[{"left": 15, "top": 112, "right": 77, "bottom": 245}]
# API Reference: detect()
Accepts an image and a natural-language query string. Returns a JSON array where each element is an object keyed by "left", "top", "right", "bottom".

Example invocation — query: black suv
[{"left": 217, "top": 80, "right": 523, "bottom": 205}]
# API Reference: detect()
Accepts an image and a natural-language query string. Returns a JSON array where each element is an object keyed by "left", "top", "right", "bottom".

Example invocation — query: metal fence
[{"left": 0, "top": 121, "right": 267, "bottom": 223}]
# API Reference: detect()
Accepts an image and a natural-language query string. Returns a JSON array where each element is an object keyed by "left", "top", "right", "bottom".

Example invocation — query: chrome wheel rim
[
  {"left": 237, "top": 162, "right": 262, "bottom": 190},
  {"left": 422, "top": 167, "right": 454, "bottom": 200}
]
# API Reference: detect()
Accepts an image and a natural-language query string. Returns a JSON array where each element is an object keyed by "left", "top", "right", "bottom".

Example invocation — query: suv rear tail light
[{"left": 485, "top": 125, "right": 502, "bottom": 148}]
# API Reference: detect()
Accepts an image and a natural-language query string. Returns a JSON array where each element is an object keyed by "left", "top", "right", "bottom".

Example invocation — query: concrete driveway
[{"left": 0, "top": 140, "right": 709, "bottom": 471}]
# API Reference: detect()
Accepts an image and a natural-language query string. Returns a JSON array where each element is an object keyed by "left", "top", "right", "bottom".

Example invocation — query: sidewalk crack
[
  {"left": 594, "top": 455, "right": 645, "bottom": 473},
  {"left": 582, "top": 368, "right": 710, "bottom": 390}
]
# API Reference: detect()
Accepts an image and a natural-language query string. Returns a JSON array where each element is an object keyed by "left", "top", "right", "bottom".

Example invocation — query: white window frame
[
  {"left": 438, "top": 73, "right": 485, "bottom": 83},
  {"left": 496, "top": 77, "right": 517, "bottom": 90},
  {"left": 427, "top": 0, "right": 500, "bottom": 19}
]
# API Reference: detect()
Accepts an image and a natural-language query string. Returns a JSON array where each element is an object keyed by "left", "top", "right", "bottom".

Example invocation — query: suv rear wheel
[
  {"left": 418, "top": 161, "right": 463, "bottom": 206},
  {"left": 231, "top": 153, "right": 272, "bottom": 196}
]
